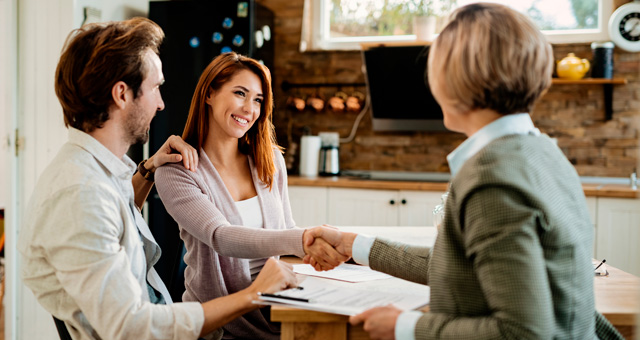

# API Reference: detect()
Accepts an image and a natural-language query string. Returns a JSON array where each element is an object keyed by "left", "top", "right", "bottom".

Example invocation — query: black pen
[
  {"left": 594, "top": 259, "right": 606, "bottom": 271},
  {"left": 258, "top": 292, "right": 310, "bottom": 303}
]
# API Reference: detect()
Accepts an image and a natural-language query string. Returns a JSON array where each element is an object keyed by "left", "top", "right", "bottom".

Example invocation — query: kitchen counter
[{"left": 289, "top": 175, "right": 639, "bottom": 199}]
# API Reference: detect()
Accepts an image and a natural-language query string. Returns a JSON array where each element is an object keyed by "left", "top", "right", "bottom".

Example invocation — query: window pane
[
  {"left": 329, "top": 0, "right": 415, "bottom": 38},
  {"left": 457, "top": 0, "right": 599, "bottom": 30},
  {"left": 327, "top": 0, "right": 600, "bottom": 39}
]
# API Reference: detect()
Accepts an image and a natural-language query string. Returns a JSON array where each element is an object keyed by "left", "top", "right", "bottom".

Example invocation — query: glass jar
[{"left": 433, "top": 192, "right": 448, "bottom": 231}]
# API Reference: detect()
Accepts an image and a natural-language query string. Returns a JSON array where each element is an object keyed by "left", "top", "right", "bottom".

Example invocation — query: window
[{"left": 300, "top": 0, "right": 614, "bottom": 51}]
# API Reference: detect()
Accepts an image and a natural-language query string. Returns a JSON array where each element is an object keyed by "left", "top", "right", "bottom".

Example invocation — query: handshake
[{"left": 302, "top": 225, "right": 357, "bottom": 271}]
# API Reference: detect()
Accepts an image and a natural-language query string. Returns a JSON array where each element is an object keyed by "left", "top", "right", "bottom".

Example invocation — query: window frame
[{"left": 305, "top": 0, "right": 614, "bottom": 51}]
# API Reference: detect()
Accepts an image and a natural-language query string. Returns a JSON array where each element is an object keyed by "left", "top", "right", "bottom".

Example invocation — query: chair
[
  {"left": 147, "top": 190, "right": 188, "bottom": 303},
  {"left": 53, "top": 316, "right": 72, "bottom": 340},
  {"left": 167, "top": 240, "right": 187, "bottom": 302}
]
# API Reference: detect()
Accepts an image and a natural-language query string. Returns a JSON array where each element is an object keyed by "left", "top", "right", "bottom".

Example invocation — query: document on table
[
  {"left": 293, "top": 263, "right": 392, "bottom": 282},
  {"left": 255, "top": 276, "right": 429, "bottom": 316}
]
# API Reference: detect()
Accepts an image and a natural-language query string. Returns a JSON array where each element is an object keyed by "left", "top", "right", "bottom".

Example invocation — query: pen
[
  {"left": 258, "top": 292, "right": 310, "bottom": 303},
  {"left": 594, "top": 259, "right": 606, "bottom": 271}
]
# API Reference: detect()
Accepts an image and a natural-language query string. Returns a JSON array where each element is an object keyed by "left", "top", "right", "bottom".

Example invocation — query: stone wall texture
[{"left": 261, "top": 0, "right": 640, "bottom": 177}]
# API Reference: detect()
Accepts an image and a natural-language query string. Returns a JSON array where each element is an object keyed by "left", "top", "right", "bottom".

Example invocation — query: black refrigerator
[{"left": 143, "top": 0, "right": 275, "bottom": 302}]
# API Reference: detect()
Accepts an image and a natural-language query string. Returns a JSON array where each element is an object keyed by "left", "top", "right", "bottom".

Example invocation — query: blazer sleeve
[
  {"left": 595, "top": 311, "right": 624, "bottom": 340},
  {"left": 155, "top": 164, "right": 305, "bottom": 259},
  {"left": 413, "top": 186, "right": 553, "bottom": 339},
  {"left": 368, "top": 239, "right": 431, "bottom": 285}
]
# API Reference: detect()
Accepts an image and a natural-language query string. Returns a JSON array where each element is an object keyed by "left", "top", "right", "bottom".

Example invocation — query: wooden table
[
  {"left": 275, "top": 256, "right": 377, "bottom": 340},
  {"left": 276, "top": 227, "right": 639, "bottom": 340},
  {"left": 594, "top": 264, "right": 640, "bottom": 339}
]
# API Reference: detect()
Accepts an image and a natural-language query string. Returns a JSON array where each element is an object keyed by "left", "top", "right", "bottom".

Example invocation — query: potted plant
[{"left": 410, "top": 0, "right": 456, "bottom": 41}]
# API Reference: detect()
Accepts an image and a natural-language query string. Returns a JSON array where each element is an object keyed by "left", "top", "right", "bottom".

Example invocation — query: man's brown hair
[{"left": 55, "top": 17, "right": 164, "bottom": 133}]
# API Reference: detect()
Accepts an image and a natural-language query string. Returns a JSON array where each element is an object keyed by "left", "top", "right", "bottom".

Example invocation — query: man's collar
[
  {"left": 447, "top": 113, "right": 540, "bottom": 176},
  {"left": 68, "top": 127, "right": 136, "bottom": 178}
]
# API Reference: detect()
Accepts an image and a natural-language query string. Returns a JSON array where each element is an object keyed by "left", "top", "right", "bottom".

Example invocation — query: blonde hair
[
  {"left": 182, "top": 52, "right": 281, "bottom": 190},
  {"left": 428, "top": 3, "right": 553, "bottom": 115}
]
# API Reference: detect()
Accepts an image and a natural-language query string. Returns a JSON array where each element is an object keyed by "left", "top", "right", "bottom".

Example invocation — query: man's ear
[{"left": 111, "top": 81, "right": 130, "bottom": 110}]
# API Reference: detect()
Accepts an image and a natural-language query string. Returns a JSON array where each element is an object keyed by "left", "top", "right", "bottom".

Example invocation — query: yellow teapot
[{"left": 556, "top": 53, "right": 590, "bottom": 80}]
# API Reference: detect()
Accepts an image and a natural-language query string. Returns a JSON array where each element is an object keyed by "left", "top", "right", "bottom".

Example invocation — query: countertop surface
[{"left": 289, "top": 175, "right": 639, "bottom": 199}]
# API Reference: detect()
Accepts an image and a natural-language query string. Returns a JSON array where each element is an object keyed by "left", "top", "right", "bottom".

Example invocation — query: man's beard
[{"left": 124, "top": 103, "right": 151, "bottom": 145}]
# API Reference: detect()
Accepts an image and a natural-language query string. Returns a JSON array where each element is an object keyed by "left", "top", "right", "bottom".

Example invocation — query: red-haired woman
[{"left": 155, "top": 52, "right": 345, "bottom": 340}]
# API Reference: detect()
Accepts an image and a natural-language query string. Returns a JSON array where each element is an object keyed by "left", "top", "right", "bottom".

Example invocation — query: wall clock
[{"left": 609, "top": 1, "right": 640, "bottom": 52}]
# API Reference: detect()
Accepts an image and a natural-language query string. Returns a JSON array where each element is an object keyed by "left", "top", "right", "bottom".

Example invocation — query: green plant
[{"left": 409, "top": 0, "right": 457, "bottom": 17}]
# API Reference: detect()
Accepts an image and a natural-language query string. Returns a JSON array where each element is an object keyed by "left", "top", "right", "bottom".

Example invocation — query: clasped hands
[
  {"left": 302, "top": 226, "right": 402, "bottom": 340},
  {"left": 301, "top": 225, "right": 355, "bottom": 271}
]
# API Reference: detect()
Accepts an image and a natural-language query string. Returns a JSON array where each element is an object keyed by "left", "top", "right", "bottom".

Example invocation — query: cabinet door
[
  {"left": 596, "top": 198, "right": 640, "bottom": 276},
  {"left": 328, "top": 188, "right": 398, "bottom": 226},
  {"left": 398, "top": 190, "right": 445, "bottom": 227},
  {"left": 585, "top": 197, "right": 597, "bottom": 258},
  {"left": 288, "top": 186, "right": 328, "bottom": 227}
]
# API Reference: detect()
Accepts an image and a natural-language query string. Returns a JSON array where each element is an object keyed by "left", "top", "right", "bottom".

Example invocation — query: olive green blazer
[{"left": 369, "top": 134, "right": 622, "bottom": 339}]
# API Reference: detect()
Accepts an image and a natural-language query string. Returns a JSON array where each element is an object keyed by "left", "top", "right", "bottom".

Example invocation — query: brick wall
[{"left": 262, "top": 0, "right": 640, "bottom": 177}]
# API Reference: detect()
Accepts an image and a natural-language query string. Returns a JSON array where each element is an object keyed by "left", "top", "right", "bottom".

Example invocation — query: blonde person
[
  {"left": 18, "top": 18, "right": 298, "bottom": 340},
  {"left": 304, "top": 4, "right": 623, "bottom": 340},
  {"left": 154, "top": 52, "right": 347, "bottom": 339}
]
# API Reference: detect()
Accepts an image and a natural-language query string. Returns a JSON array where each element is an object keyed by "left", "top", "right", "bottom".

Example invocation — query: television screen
[{"left": 362, "top": 45, "right": 445, "bottom": 132}]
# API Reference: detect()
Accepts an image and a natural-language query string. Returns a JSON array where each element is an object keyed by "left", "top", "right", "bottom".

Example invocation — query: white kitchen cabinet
[
  {"left": 326, "top": 187, "right": 445, "bottom": 227},
  {"left": 585, "top": 197, "right": 597, "bottom": 226},
  {"left": 288, "top": 186, "right": 328, "bottom": 227},
  {"left": 399, "top": 190, "right": 444, "bottom": 227},
  {"left": 290, "top": 184, "right": 639, "bottom": 276},
  {"left": 327, "top": 188, "right": 399, "bottom": 226},
  {"left": 595, "top": 197, "right": 640, "bottom": 276},
  {"left": 585, "top": 197, "right": 597, "bottom": 257}
]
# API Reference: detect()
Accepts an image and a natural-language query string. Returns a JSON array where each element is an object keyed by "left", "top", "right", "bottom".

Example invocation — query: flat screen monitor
[{"left": 362, "top": 45, "right": 446, "bottom": 132}]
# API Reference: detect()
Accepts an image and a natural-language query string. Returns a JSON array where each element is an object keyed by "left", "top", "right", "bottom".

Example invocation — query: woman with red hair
[{"left": 155, "top": 52, "right": 345, "bottom": 340}]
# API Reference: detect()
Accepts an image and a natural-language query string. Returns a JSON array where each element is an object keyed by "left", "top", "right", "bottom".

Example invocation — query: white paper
[
  {"left": 293, "top": 263, "right": 392, "bottom": 282},
  {"left": 255, "top": 276, "right": 429, "bottom": 316}
]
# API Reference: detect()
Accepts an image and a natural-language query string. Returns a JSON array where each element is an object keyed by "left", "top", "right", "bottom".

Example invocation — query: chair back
[
  {"left": 168, "top": 241, "right": 187, "bottom": 302},
  {"left": 53, "top": 316, "right": 72, "bottom": 340},
  {"left": 147, "top": 188, "right": 187, "bottom": 302}
]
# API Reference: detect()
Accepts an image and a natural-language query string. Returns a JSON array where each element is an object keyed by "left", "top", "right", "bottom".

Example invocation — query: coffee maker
[{"left": 318, "top": 132, "right": 340, "bottom": 176}]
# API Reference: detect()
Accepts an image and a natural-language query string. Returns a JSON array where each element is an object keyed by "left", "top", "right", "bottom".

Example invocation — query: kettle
[
  {"left": 556, "top": 53, "right": 590, "bottom": 80},
  {"left": 318, "top": 132, "right": 340, "bottom": 176},
  {"left": 319, "top": 145, "right": 340, "bottom": 176}
]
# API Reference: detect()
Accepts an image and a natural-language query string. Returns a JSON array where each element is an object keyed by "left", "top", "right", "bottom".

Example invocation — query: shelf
[
  {"left": 550, "top": 78, "right": 628, "bottom": 120},
  {"left": 360, "top": 41, "right": 433, "bottom": 50},
  {"left": 551, "top": 78, "right": 627, "bottom": 85}
]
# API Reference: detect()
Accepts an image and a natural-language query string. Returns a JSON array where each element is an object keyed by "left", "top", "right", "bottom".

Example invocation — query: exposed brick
[
  {"left": 568, "top": 148, "right": 602, "bottom": 159},
  {"left": 601, "top": 148, "right": 625, "bottom": 158},
  {"left": 264, "top": 0, "right": 640, "bottom": 177},
  {"left": 624, "top": 148, "right": 639, "bottom": 158},
  {"left": 607, "top": 156, "right": 639, "bottom": 169},
  {"left": 356, "top": 136, "right": 412, "bottom": 147},
  {"left": 605, "top": 139, "right": 640, "bottom": 147}
]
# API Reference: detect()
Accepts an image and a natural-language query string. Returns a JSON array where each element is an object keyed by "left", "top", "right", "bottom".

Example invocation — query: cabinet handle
[
  {"left": 389, "top": 199, "right": 395, "bottom": 205},
  {"left": 401, "top": 199, "right": 407, "bottom": 205}
]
